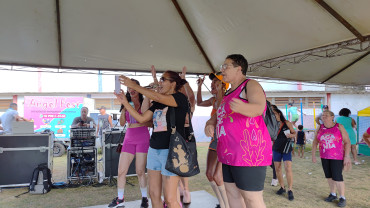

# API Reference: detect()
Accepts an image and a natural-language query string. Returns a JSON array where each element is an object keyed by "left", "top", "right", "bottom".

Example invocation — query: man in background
[
  {"left": 97, "top": 106, "right": 113, "bottom": 137},
  {"left": 71, "top": 107, "right": 96, "bottom": 128},
  {"left": 315, "top": 105, "right": 329, "bottom": 125},
  {"left": 0, "top": 103, "right": 30, "bottom": 133}
]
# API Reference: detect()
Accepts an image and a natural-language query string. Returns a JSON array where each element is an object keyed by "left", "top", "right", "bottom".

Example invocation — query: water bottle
[{"left": 90, "top": 121, "right": 93, "bottom": 128}]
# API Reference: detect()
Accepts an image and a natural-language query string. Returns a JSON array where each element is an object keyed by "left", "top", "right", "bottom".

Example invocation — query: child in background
[{"left": 296, "top": 125, "right": 306, "bottom": 158}]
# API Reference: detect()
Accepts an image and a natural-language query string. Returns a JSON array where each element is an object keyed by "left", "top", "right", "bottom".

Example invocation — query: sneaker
[
  {"left": 288, "top": 190, "right": 294, "bottom": 201},
  {"left": 271, "top": 179, "right": 278, "bottom": 186},
  {"left": 140, "top": 197, "right": 149, "bottom": 208},
  {"left": 108, "top": 197, "right": 124, "bottom": 208},
  {"left": 354, "top": 161, "right": 360, "bottom": 165},
  {"left": 276, "top": 187, "right": 286, "bottom": 195},
  {"left": 325, "top": 193, "right": 338, "bottom": 202},
  {"left": 338, "top": 198, "right": 346, "bottom": 207}
]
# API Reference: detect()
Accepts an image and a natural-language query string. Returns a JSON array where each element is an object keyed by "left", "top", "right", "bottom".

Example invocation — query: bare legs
[{"left": 224, "top": 182, "right": 265, "bottom": 208}]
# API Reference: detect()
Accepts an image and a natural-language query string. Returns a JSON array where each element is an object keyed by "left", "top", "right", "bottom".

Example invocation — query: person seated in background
[
  {"left": 71, "top": 107, "right": 96, "bottom": 128},
  {"left": 0, "top": 103, "right": 30, "bottom": 134}
]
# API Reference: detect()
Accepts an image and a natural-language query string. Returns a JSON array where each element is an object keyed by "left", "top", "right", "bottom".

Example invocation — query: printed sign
[{"left": 24, "top": 96, "right": 84, "bottom": 140}]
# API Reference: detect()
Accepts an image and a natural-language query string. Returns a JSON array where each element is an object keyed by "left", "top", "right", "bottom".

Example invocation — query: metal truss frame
[{"left": 248, "top": 35, "right": 370, "bottom": 73}]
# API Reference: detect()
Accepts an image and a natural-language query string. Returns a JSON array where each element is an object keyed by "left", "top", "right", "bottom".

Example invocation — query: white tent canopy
[{"left": 0, "top": 0, "right": 369, "bottom": 85}]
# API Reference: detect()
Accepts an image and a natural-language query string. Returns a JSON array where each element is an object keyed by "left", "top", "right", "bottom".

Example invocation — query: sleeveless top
[
  {"left": 98, "top": 114, "right": 110, "bottom": 135},
  {"left": 317, "top": 123, "right": 344, "bottom": 160},
  {"left": 297, "top": 131, "right": 305, "bottom": 144},
  {"left": 125, "top": 109, "right": 141, "bottom": 124},
  {"left": 336, "top": 116, "right": 356, "bottom": 143},
  {"left": 216, "top": 79, "right": 272, "bottom": 166},
  {"left": 210, "top": 98, "right": 217, "bottom": 116},
  {"left": 272, "top": 121, "right": 292, "bottom": 153}
]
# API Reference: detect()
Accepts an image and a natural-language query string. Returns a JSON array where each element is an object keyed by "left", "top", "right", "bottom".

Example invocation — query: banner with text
[{"left": 24, "top": 96, "right": 84, "bottom": 140}]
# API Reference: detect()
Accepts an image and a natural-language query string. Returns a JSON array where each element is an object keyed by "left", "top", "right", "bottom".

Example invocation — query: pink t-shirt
[
  {"left": 367, "top": 127, "right": 370, "bottom": 135},
  {"left": 316, "top": 123, "right": 344, "bottom": 160},
  {"left": 216, "top": 79, "right": 272, "bottom": 167}
]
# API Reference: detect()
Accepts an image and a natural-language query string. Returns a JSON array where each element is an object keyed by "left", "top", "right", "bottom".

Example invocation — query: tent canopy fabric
[
  {"left": 358, "top": 107, "right": 370, "bottom": 117},
  {"left": 0, "top": 0, "right": 369, "bottom": 85}
]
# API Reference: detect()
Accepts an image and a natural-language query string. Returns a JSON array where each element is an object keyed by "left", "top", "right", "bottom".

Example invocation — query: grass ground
[{"left": 0, "top": 143, "right": 369, "bottom": 208}]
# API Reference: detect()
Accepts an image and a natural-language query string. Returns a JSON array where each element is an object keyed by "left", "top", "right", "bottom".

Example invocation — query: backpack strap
[
  {"left": 29, "top": 166, "right": 40, "bottom": 191},
  {"left": 41, "top": 165, "right": 51, "bottom": 193}
]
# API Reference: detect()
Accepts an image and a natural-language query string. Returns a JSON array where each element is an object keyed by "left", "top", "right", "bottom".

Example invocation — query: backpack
[
  {"left": 29, "top": 163, "right": 52, "bottom": 194},
  {"left": 264, "top": 100, "right": 279, "bottom": 141},
  {"left": 242, "top": 79, "right": 279, "bottom": 141}
]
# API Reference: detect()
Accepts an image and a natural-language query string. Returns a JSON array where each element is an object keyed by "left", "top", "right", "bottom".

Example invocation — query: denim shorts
[
  {"left": 146, "top": 147, "right": 177, "bottom": 176},
  {"left": 273, "top": 150, "right": 292, "bottom": 162}
]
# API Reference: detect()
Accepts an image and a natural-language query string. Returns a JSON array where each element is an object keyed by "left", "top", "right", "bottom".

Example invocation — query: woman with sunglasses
[
  {"left": 205, "top": 54, "right": 272, "bottom": 208},
  {"left": 108, "top": 79, "right": 151, "bottom": 208},
  {"left": 115, "top": 71, "right": 188, "bottom": 208}
]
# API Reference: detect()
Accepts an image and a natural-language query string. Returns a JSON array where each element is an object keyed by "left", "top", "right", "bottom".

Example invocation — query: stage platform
[{"left": 81, "top": 190, "right": 218, "bottom": 208}]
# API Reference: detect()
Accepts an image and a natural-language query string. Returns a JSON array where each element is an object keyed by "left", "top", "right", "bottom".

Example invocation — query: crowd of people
[
  {"left": 1, "top": 54, "right": 368, "bottom": 208},
  {"left": 106, "top": 54, "right": 364, "bottom": 208},
  {"left": 109, "top": 53, "right": 364, "bottom": 208}
]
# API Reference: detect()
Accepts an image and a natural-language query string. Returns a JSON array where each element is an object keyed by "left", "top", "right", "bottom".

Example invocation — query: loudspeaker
[{"left": 102, "top": 130, "right": 136, "bottom": 178}]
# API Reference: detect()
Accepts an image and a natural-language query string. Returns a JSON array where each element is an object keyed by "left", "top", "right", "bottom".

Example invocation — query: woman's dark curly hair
[{"left": 339, "top": 108, "right": 351, "bottom": 117}]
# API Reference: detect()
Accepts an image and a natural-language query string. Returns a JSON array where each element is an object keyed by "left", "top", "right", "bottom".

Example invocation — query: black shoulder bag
[{"left": 165, "top": 107, "right": 200, "bottom": 177}]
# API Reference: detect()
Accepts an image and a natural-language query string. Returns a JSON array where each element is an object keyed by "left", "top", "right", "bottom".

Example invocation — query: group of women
[{"left": 107, "top": 53, "right": 355, "bottom": 208}]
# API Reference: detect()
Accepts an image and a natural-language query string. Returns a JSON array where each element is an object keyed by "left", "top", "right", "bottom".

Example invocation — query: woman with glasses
[
  {"left": 312, "top": 110, "right": 351, "bottom": 207},
  {"left": 197, "top": 72, "right": 229, "bottom": 208},
  {"left": 108, "top": 79, "right": 151, "bottom": 208},
  {"left": 115, "top": 71, "right": 188, "bottom": 208},
  {"left": 205, "top": 54, "right": 272, "bottom": 208}
]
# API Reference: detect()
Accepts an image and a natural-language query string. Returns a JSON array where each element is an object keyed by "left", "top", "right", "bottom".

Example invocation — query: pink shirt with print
[
  {"left": 216, "top": 79, "right": 272, "bottom": 167},
  {"left": 317, "top": 123, "right": 344, "bottom": 160}
]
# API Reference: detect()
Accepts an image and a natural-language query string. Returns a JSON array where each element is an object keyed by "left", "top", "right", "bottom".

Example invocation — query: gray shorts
[{"left": 209, "top": 131, "right": 218, "bottom": 151}]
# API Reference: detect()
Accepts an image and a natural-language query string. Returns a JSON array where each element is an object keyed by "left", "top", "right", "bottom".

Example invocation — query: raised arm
[
  {"left": 180, "top": 66, "right": 195, "bottom": 111},
  {"left": 115, "top": 90, "right": 153, "bottom": 124},
  {"left": 120, "top": 75, "right": 179, "bottom": 107},
  {"left": 151, "top": 65, "right": 159, "bottom": 89},
  {"left": 196, "top": 75, "right": 213, "bottom": 107}
]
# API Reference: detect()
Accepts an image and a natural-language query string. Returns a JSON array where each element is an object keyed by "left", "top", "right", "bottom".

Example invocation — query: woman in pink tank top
[
  {"left": 108, "top": 79, "right": 151, "bottom": 208},
  {"left": 312, "top": 110, "right": 351, "bottom": 207},
  {"left": 205, "top": 54, "right": 272, "bottom": 208}
]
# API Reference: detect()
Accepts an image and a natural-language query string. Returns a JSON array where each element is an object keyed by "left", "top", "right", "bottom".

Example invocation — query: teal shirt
[
  {"left": 336, "top": 116, "right": 356, "bottom": 144},
  {"left": 288, "top": 107, "right": 298, "bottom": 116}
]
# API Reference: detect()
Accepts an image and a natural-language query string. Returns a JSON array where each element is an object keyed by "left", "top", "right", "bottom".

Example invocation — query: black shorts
[
  {"left": 222, "top": 164, "right": 266, "bottom": 191},
  {"left": 321, "top": 158, "right": 344, "bottom": 182}
]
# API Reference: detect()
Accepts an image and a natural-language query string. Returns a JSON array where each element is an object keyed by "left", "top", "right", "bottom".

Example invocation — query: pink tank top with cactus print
[
  {"left": 216, "top": 79, "right": 272, "bottom": 166},
  {"left": 317, "top": 123, "right": 344, "bottom": 160}
]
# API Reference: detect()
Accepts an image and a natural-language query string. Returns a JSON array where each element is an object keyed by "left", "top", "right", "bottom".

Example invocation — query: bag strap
[
  {"left": 169, "top": 107, "right": 176, "bottom": 134},
  {"left": 41, "top": 166, "right": 50, "bottom": 192},
  {"left": 187, "top": 110, "right": 195, "bottom": 141},
  {"left": 169, "top": 103, "right": 194, "bottom": 139},
  {"left": 30, "top": 166, "right": 40, "bottom": 191},
  {"left": 277, "top": 121, "right": 286, "bottom": 135}
]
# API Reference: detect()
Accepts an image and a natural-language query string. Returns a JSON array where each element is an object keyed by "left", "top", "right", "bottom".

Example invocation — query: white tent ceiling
[{"left": 0, "top": 0, "right": 369, "bottom": 85}]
